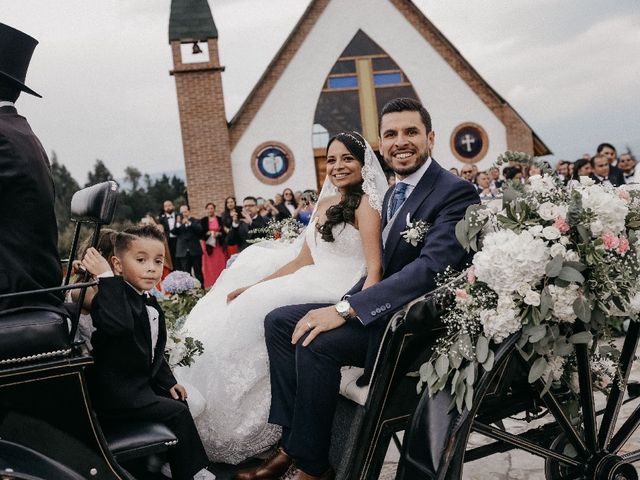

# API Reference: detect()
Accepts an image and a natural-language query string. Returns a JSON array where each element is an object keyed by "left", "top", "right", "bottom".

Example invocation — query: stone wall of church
[{"left": 230, "top": 0, "right": 510, "bottom": 199}]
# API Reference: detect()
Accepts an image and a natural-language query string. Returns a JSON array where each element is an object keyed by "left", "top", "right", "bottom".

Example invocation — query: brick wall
[{"left": 170, "top": 38, "right": 233, "bottom": 216}]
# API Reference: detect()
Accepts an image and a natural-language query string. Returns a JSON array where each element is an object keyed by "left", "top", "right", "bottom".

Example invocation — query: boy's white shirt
[{"left": 97, "top": 271, "right": 159, "bottom": 360}]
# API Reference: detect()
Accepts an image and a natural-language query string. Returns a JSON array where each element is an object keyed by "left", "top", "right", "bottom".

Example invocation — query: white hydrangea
[
  {"left": 527, "top": 174, "right": 558, "bottom": 196},
  {"left": 548, "top": 284, "right": 580, "bottom": 323},
  {"left": 537, "top": 201, "right": 568, "bottom": 221},
  {"left": 545, "top": 355, "right": 566, "bottom": 382},
  {"left": 543, "top": 226, "right": 561, "bottom": 240},
  {"left": 549, "top": 243, "right": 567, "bottom": 258},
  {"left": 473, "top": 229, "right": 550, "bottom": 295},
  {"left": 580, "top": 185, "right": 629, "bottom": 236},
  {"left": 565, "top": 249, "right": 580, "bottom": 262},
  {"left": 479, "top": 295, "right": 521, "bottom": 343},
  {"left": 528, "top": 225, "right": 544, "bottom": 237}
]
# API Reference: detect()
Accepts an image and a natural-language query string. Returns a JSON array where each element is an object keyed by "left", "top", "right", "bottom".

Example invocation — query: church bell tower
[{"left": 169, "top": 0, "right": 233, "bottom": 214}]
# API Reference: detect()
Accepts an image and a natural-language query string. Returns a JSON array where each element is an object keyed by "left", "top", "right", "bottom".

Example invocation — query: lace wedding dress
[{"left": 176, "top": 219, "right": 368, "bottom": 463}]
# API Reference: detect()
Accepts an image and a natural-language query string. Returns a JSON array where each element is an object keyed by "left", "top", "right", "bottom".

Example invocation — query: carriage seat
[
  {"left": 0, "top": 309, "right": 71, "bottom": 366},
  {"left": 102, "top": 421, "right": 178, "bottom": 463}
]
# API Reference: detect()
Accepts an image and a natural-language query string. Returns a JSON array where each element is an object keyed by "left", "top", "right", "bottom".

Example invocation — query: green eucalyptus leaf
[
  {"left": 557, "top": 266, "right": 585, "bottom": 284},
  {"left": 476, "top": 335, "right": 489, "bottom": 363},
  {"left": 465, "top": 384, "right": 474, "bottom": 411},
  {"left": 482, "top": 349, "right": 495, "bottom": 371},
  {"left": 540, "top": 287, "right": 553, "bottom": 318},
  {"left": 528, "top": 324, "right": 547, "bottom": 343},
  {"left": 435, "top": 354, "right": 449, "bottom": 377},
  {"left": 545, "top": 255, "right": 564, "bottom": 277},
  {"left": 465, "top": 362, "right": 476, "bottom": 385},
  {"left": 573, "top": 297, "right": 592, "bottom": 323},
  {"left": 528, "top": 356, "right": 548, "bottom": 383},
  {"left": 569, "top": 331, "right": 592, "bottom": 344},
  {"left": 449, "top": 350, "right": 462, "bottom": 369},
  {"left": 553, "top": 339, "right": 574, "bottom": 356},
  {"left": 459, "top": 334, "right": 474, "bottom": 360},
  {"left": 455, "top": 219, "right": 471, "bottom": 251},
  {"left": 563, "top": 261, "right": 587, "bottom": 272}
]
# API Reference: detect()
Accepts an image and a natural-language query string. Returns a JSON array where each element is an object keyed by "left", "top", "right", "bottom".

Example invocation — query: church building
[{"left": 168, "top": 0, "right": 550, "bottom": 212}]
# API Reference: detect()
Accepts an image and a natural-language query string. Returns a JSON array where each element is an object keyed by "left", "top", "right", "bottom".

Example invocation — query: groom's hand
[{"left": 292, "top": 306, "right": 346, "bottom": 347}]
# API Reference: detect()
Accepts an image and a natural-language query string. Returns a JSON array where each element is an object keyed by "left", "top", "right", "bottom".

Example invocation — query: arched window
[
  {"left": 313, "top": 30, "right": 420, "bottom": 148},
  {"left": 312, "top": 123, "right": 330, "bottom": 148}
]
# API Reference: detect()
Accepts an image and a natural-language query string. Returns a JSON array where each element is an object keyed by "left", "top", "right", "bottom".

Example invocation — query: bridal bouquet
[
  {"left": 248, "top": 217, "right": 305, "bottom": 243},
  {"left": 159, "top": 271, "right": 205, "bottom": 367},
  {"left": 418, "top": 152, "right": 640, "bottom": 413}
]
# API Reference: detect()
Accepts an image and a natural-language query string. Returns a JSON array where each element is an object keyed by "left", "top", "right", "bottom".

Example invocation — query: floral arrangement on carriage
[
  {"left": 248, "top": 217, "right": 306, "bottom": 243},
  {"left": 157, "top": 271, "right": 205, "bottom": 368},
  {"left": 418, "top": 151, "right": 640, "bottom": 414}
]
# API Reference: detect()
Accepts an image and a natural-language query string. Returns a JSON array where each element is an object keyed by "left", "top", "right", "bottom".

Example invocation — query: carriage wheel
[{"left": 441, "top": 321, "right": 640, "bottom": 480}]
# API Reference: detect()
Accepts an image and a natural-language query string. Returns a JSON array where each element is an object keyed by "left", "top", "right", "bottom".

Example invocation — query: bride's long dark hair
[{"left": 316, "top": 131, "right": 366, "bottom": 243}]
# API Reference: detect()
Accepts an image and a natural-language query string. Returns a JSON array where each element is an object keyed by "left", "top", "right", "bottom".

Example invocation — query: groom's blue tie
[{"left": 389, "top": 182, "right": 408, "bottom": 220}]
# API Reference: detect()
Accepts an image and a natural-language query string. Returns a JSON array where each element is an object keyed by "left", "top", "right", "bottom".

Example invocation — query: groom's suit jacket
[
  {"left": 346, "top": 160, "right": 480, "bottom": 383},
  {"left": 0, "top": 105, "right": 63, "bottom": 313}
]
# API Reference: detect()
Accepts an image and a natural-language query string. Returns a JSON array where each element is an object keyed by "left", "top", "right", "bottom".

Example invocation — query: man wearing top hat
[{"left": 0, "top": 23, "right": 64, "bottom": 313}]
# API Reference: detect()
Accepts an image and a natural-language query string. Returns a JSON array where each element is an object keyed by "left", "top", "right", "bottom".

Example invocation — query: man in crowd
[
  {"left": 590, "top": 154, "right": 624, "bottom": 186},
  {"left": 460, "top": 164, "right": 474, "bottom": 182},
  {"left": 228, "top": 196, "right": 269, "bottom": 252},
  {"left": 618, "top": 152, "right": 638, "bottom": 184},
  {"left": 171, "top": 205, "right": 204, "bottom": 285},
  {"left": 158, "top": 200, "right": 178, "bottom": 266},
  {"left": 0, "top": 23, "right": 63, "bottom": 313},
  {"left": 596, "top": 142, "right": 625, "bottom": 186},
  {"left": 555, "top": 160, "right": 569, "bottom": 183}
]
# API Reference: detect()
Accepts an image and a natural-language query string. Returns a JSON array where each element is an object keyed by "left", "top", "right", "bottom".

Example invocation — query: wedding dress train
[{"left": 176, "top": 219, "right": 367, "bottom": 464}]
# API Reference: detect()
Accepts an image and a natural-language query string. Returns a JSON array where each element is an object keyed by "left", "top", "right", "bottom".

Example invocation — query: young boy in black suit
[{"left": 82, "top": 225, "right": 214, "bottom": 480}]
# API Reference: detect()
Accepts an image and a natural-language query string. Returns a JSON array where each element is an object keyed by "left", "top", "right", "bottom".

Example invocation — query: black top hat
[{"left": 0, "top": 23, "right": 41, "bottom": 98}]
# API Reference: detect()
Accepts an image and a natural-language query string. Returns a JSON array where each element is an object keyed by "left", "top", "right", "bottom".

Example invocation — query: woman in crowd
[
  {"left": 176, "top": 131, "right": 388, "bottom": 464},
  {"left": 276, "top": 188, "right": 298, "bottom": 220},
  {"left": 295, "top": 190, "right": 316, "bottom": 226},
  {"left": 570, "top": 158, "right": 593, "bottom": 185},
  {"left": 200, "top": 202, "right": 227, "bottom": 289},
  {"left": 221, "top": 196, "right": 243, "bottom": 256}
]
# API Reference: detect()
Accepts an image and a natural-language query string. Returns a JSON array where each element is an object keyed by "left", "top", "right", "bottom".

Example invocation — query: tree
[
  {"left": 124, "top": 166, "right": 142, "bottom": 191},
  {"left": 85, "top": 159, "right": 114, "bottom": 187}
]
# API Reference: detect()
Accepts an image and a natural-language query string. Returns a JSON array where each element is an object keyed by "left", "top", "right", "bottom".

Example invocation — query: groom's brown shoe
[
  {"left": 289, "top": 467, "right": 335, "bottom": 480},
  {"left": 233, "top": 448, "right": 293, "bottom": 480}
]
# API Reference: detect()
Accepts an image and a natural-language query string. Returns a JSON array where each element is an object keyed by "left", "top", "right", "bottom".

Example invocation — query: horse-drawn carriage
[{"left": 1, "top": 181, "right": 640, "bottom": 479}]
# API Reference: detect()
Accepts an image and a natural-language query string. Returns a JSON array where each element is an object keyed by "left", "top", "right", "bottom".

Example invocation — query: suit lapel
[{"left": 383, "top": 161, "right": 443, "bottom": 270}]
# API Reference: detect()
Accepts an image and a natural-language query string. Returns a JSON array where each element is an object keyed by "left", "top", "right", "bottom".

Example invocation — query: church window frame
[
  {"left": 250, "top": 141, "right": 296, "bottom": 186},
  {"left": 449, "top": 122, "right": 490, "bottom": 164}
]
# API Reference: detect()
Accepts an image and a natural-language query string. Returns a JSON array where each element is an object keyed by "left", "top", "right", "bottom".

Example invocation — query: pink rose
[
  {"left": 553, "top": 216, "right": 570, "bottom": 234},
  {"left": 617, "top": 236, "right": 630, "bottom": 254},
  {"left": 455, "top": 288, "right": 468, "bottom": 300},
  {"left": 602, "top": 232, "right": 620, "bottom": 250},
  {"left": 618, "top": 190, "right": 631, "bottom": 203},
  {"left": 467, "top": 267, "right": 476, "bottom": 285}
]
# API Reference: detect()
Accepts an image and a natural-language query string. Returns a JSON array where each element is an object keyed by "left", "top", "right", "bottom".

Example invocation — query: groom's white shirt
[{"left": 395, "top": 156, "right": 432, "bottom": 201}]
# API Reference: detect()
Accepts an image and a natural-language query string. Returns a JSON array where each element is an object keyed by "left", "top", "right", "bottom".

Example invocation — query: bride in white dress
[{"left": 176, "top": 131, "right": 388, "bottom": 464}]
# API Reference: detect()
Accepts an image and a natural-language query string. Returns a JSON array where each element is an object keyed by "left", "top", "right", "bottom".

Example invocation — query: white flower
[
  {"left": 580, "top": 176, "right": 595, "bottom": 186},
  {"left": 486, "top": 199, "right": 503, "bottom": 214},
  {"left": 542, "top": 226, "right": 561, "bottom": 240},
  {"left": 524, "top": 289, "right": 541, "bottom": 306},
  {"left": 549, "top": 243, "right": 567, "bottom": 258},
  {"left": 545, "top": 356, "right": 566, "bottom": 382},
  {"left": 559, "top": 236, "right": 570, "bottom": 246},
  {"left": 479, "top": 295, "right": 521, "bottom": 343},
  {"left": 580, "top": 185, "right": 629, "bottom": 236},
  {"left": 528, "top": 225, "right": 544, "bottom": 237},
  {"left": 538, "top": 202, "right": 568, "bottom": 221},
  {"left": 548, "top": 284, "right": 580, "bottom": 323},
  {"left": 474, "top": 229, "right": 550, "bottom": 295},
  {"left": 565, "top": 250, "right": 580, "bottom": 262}
]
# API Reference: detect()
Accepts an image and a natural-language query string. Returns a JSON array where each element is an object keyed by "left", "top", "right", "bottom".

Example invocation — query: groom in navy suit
[{"left": 235, "top": 98, "right": 480, "bottom": 480}]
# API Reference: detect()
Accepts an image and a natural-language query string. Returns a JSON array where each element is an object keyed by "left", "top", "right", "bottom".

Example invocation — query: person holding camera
[
  {"left": 227, "top": 196, "right": 269, "bottom": 252},
  {"left": 171, "top": 205, "right": 204, "bottom": 285},
  {"left": 296, "top": 190, "right": 317, "bottom": 225}
]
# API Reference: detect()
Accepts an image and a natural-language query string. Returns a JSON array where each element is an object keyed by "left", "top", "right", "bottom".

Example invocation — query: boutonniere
[{"left": 401, "top": 213, "right": 430, "bottom": 246}]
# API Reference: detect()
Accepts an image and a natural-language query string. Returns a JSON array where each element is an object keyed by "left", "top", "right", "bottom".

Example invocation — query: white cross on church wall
[{"left": 461, "top": 134, "right": 476, "bottom": 152}]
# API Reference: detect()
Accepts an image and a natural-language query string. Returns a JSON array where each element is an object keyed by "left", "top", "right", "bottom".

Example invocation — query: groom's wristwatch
[{"left": 335, "top": 300, "right": 352, "bottom": 319}]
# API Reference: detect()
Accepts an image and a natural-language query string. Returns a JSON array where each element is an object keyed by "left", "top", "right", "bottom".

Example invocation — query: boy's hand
[
  {"left": 170, "top": 383, "right": 188, "bottom": 401},
  {"left": 81, "top": 247, "right": 111, "bottom": 276}
]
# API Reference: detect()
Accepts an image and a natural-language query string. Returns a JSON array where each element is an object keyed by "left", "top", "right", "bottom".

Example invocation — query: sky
[{"left": 2, "top": 0, "right": 639, "bottom": 183}]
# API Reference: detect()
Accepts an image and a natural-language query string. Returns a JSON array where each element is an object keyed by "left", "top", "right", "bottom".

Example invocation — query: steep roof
[
  {"left": 228, "top": 0, "right": 551, "bottom": 156},
  {"left": 169, "top": 0, "right": 218, "bottom": 42}
]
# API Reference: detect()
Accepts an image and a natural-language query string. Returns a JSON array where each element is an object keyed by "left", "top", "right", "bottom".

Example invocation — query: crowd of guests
[
  {"left": 147, "top": 188, "right": 319, "bottom": 290},
  {"left": 449, "top": 142, "right": 637, "bottom": 199}
]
